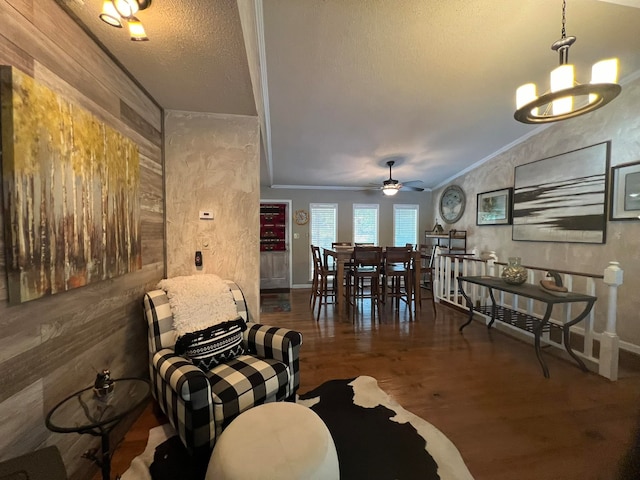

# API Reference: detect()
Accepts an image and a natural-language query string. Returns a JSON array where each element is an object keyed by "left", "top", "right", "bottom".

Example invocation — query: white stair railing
[{"left": 433, "top": 251, "right": 623, "bottom": 381}]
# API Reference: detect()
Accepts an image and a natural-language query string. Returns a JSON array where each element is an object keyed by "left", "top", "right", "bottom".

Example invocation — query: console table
[{"left": 457, "top": 276, "right": 597, "bottom": 378}]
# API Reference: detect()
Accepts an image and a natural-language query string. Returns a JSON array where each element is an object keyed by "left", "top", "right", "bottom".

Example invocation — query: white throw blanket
[{"left": 157, "top": 274, "right": 239, "bottom": 336}]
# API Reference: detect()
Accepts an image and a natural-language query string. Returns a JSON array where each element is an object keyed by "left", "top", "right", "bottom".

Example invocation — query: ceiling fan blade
[
  {"left": 402, "top": 185, "right": 425, "bottom": 192},
  {"left": 401, "top": 180, "right": 425, "bottom": 187}
]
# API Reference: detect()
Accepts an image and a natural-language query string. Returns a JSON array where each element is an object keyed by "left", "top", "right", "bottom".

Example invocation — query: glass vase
[{"left": 501, "top": 257, "right": 528, "bottom": 285}]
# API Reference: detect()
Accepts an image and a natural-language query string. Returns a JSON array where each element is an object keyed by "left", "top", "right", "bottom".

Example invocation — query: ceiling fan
[{"left": 376, "top": 160, "right": 425, "bottom": 196}]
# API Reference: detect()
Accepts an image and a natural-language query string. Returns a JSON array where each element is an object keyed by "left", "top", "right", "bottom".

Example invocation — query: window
[
  {"left": 393, "top": 204, "right": 419, "bottom": 246},
  {"left": 310, "top": 203, "right": 337, "bottom": 277},
  {"left": 353, "top": 204, "right": 379, "bottom": 245}
]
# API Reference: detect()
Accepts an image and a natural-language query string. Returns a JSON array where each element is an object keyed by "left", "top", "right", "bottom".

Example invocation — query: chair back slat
[
  {"left": 384, "top": 246, "right": 412, "bottom": 266},
  {"left": 332, "top": 242, "right": 352, "bottom": 248},
  {"left": 352, "top": 246, "right": 382, "bottom": 270},
  {"left": 311, "top": 245, "right": 324, "bottom": 272}
]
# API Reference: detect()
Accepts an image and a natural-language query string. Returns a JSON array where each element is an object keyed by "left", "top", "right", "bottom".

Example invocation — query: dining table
[{"left": 323, "top": 246, "right": 422, "bottom": 314}]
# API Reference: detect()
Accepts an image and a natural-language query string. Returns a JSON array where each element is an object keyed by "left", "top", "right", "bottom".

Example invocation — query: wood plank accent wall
[{"left": 0, "top": 1, "right": 165, "bottom": 478}]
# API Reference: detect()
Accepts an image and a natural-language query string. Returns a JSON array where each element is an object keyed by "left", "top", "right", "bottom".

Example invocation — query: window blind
[
  {"left": 353, "top": 204, "right": 379, "bottom": 245},
  {"left": 310, "top": 203, "right": 337, "bottom": 277},
  {"left": 393, "top": 204, "right": 419, "bottom": 246}
]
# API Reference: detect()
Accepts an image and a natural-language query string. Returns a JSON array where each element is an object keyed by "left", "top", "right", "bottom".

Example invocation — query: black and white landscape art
[{"left": 513, "top": 142, "right": 610, "bottom": 244}]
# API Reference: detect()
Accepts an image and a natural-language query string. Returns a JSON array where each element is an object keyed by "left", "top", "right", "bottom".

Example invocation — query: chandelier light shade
[
  {"left": 99, "top": 0, "right": 152, "bottom": 41},
  {"left": 128, "top": 17, "right": 149, "bottom": 41},
  {"left": 113, "top": 0, "right": 140, "bottom": 18},
  {"left": 514, "top": 0, "right": 621, "bottom": 124},
  {"left": 99, "top": 1, "right": 123, "bottom": 28}
]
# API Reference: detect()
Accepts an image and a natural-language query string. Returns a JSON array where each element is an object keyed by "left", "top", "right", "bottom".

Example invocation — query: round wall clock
[
  {"left": 294, "top": 209, "right": 309, "bottom": 225},
  {"left": 439, "top": 185, "right": 466, "bottom": 224}
]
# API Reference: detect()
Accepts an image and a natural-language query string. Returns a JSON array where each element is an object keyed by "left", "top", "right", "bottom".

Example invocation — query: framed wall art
[
  {"left": 610, "top": 161, "right": 640, "bottom": 220},
  {"left": 512, "top": 141, "right": 610, "bottom": 244},
  {"left": 1, "top": 66, "right": 141, "bottom": 304},
  {"left": 476, "top": 188, "right": 513, "bottom": 226}
]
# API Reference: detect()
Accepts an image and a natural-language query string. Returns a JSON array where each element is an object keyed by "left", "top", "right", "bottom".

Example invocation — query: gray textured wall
[
  {"left": 432, "top": 75, "right": 640, "bottom": 347},
  {"left": 164, "top": 110, "right": 261, "bottom": 319},
  {"left": 0, "top": 1, "right": 164, "bottom": 477}
]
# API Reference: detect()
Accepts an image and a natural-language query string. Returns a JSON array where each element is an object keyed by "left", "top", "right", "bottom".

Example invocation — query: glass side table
[{"left": 45, "top": 377, "right": 150, "bottom": 480}]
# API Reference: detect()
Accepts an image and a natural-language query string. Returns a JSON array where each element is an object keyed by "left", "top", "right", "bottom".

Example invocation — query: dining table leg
[
  {"left": 336, "top": 258, "right": 345, "bottom": 314},
  {"left": 413, "top": 251, "right": 421, "bottom": 313}
]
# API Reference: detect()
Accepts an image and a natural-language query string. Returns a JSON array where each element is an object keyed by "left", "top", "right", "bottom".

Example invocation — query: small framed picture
[
  {"left": 476, "top": 188, "right": 513, "bottom": 226},
  {"left": 610, "top": 161, "right": 640, "bottom": 220}
]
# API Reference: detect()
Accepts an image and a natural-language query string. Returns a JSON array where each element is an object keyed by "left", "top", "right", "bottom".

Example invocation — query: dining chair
[
  {"left": 332, "top": 242, "right": 353, "bottom": 247},
  {"left": 382, "top": 246, "right": 414, "bottom": 318},
  {"left": 311, "top": 245, "right": 336, "bottom": 320},
  {"left": 346, "top": 246, "right": 383, "bottom": 320},
  {"left": 418, "top": 244, "right": 437, "bottom": 315},
  {"left": 330, "top": 241, "right": 354, "bottom": 283},
  {"left": 309, "top": 244, "right": 319, "bottom": 308}
]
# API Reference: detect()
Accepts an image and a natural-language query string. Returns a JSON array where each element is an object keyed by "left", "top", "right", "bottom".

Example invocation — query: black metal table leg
[
  {"left": 562, "top": 299, "right": 596, "bottom": 372},
  {"left": 487, "top": 288, "right": 497, "bottom": 329},
  {"left": 533, "top": 304, "right": 554, "bottom": 378},
  {"left": 457, "top": 278, "right": 475, "bottom": 332},
  {"left": 101, "top": 431, "right": 111, "bottom": 480}
]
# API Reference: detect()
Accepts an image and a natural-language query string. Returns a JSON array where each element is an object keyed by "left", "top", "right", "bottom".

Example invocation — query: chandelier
[
  {"left": 514, "top": 0, "right": 621, "bottom": 124},
  {"left": 99, "top": 0, "right": 151, "bottom": 41}
]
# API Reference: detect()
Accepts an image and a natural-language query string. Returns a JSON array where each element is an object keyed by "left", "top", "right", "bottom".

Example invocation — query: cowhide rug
[{"left": 121, "top": 376, "right": 473, "bottom": 480}]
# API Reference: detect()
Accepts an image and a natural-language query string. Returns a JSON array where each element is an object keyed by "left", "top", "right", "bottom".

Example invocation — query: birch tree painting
[{"left": 1, "top": 66, "right": 141, "bottom": 304}]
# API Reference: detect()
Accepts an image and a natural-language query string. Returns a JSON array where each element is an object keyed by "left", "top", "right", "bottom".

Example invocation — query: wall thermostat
[{"left": 199, "top": 210, "right": 214, "bottom": 220}]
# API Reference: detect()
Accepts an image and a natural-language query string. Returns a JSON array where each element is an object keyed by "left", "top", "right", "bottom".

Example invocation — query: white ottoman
[{"left": 206, "top": 402, "right": 339, "bottom": 480}]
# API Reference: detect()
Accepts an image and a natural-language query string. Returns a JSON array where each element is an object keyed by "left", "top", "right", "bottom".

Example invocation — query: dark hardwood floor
[{"left": 103, "top": 289, "right": 640, "bottom": 480}]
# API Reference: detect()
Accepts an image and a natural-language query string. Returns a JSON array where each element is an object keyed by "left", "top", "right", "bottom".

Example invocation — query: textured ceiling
[{"left": 60, "top": 0, "right": 640, "bottom": 191}]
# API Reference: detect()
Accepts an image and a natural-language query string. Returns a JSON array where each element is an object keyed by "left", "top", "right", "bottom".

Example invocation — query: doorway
[{"left": 259, "top": 200, "right": 291, "bottom": 290}]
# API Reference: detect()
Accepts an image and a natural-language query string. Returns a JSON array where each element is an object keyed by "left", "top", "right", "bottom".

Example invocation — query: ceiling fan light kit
[
  {"left": 99, "top": 0, "right": 151, "bottom": 41},
  {"left": 378, "top": 160, "right": 424, "bottom": 195},
  {"left": 382, "top": 183, "right": 400, "bottom": 196},
  {"left": 514, "top": 0, "right": 621, "bottom": 124}
]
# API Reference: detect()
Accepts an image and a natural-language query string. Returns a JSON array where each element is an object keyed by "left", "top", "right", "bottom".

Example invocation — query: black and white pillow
[{"left": 175, "top": 318, "right": 247, "bottom": 371}]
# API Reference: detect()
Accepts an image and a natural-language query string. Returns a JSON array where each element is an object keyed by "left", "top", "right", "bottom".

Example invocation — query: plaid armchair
[{"left": 143, "top": 281, "right": 302, "bottom": 454}]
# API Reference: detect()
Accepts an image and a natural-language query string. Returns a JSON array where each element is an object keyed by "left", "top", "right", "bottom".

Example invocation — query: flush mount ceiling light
[
  {"left": 514, "top": 0, "right": 621, "bottom": 124},
  {"left": 99, "top": 0, "right": 151, "bottom": 41}
]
